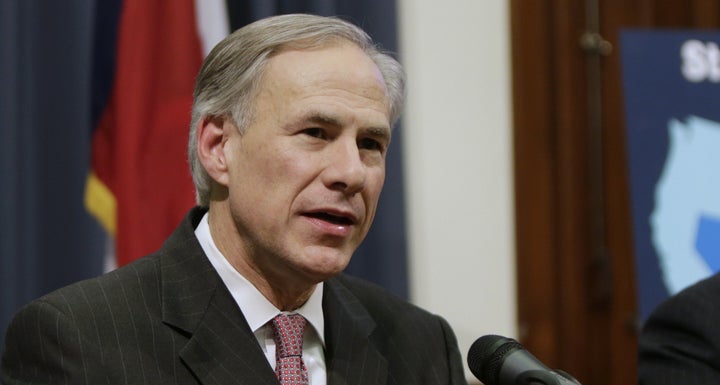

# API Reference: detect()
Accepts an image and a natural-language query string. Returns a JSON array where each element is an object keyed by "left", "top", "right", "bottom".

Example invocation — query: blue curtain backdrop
[{"left": 0, "top": 0, "right": 407, "bottom": 351}]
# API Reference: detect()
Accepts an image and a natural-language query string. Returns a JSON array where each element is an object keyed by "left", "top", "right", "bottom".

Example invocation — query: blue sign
[{"left": 621, "top": 30, "right": 720, "bottom": 321}]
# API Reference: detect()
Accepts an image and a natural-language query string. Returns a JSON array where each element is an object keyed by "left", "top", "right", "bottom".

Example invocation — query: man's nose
[{"left": 323, "top": 140, "right": 366, "bottom": 195}]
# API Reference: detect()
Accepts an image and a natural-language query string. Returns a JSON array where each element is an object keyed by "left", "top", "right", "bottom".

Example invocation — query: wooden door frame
[{"left": 510, "top": 1, "right": 638, "bottom": 384}]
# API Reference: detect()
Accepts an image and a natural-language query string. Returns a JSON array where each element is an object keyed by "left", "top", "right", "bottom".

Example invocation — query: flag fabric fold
[{"left": 86, "top": 0, "right": 204, "bottom": 266}]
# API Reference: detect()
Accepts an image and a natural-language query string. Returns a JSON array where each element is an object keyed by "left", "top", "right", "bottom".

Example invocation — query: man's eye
[
  {"left": 302, "top": 127, "right": 325, "bottom": 138},
  {"left": 358, "top": 137, "right": 383, "bottom": 151}
]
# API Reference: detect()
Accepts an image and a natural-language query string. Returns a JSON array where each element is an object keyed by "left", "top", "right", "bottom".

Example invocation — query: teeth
[{"left": 310, "top": 212, "right": 352, "bottom": 225}]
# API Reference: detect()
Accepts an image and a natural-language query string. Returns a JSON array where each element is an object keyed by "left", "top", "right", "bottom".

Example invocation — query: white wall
[{"left": 398, "top": 1, "right": 517, "bottom": 379}]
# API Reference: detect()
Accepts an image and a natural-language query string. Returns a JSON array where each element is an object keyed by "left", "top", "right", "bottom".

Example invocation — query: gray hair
[{"left": 188, "top": 13, "right": 406, "bottom": 206}]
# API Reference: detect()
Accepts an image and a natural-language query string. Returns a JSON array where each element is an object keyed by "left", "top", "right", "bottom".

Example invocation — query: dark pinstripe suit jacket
[
  {"left": 638, "top": 273, "right": 720, "bottom": 384},
  {"left": 1, "top": 207, "right": 466, "bottom": 385}
]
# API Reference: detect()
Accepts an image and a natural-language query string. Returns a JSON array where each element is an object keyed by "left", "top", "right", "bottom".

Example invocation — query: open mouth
[{"left": 305, "top": 212, "right": 354, "bottom": 225}]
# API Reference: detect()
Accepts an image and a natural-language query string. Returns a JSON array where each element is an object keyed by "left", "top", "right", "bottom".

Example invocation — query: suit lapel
[
  {"left": 323, "top": 277, "right": 388, "bottom": 385},
  {"left": 177, "top": 288, "right": 278, "bottom": 384},
  {"left": 158, "top": 208, "right": 278, "bottom": 385}
]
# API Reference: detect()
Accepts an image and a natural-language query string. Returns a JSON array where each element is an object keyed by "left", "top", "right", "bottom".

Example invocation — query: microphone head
[{"left": 467, "top": 334, "right": 523, "bottom": 385}]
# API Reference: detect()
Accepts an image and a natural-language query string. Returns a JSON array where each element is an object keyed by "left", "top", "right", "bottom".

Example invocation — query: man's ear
[{"left": 196, "top": 116, "right": 231, "bottom": 186}]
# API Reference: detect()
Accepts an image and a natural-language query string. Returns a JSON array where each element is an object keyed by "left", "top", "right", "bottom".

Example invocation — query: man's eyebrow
[
  {"left": 365, "top": 126, "right": 391, "bottom": 142},
  {"left": 300, "top": 112, "right": 391, "bottom": 140},
  {"left": 304, "top": 112, "right": 342, "bottom": 127}
]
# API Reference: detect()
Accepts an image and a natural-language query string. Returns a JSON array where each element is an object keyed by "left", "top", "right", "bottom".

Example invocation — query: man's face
[{"left": 221, "top": 42, "right": 391, "bottom": 286}]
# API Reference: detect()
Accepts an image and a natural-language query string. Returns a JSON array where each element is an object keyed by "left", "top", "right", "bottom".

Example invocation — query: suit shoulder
[
  {"left": 654, "top": 272, "right": 720, "bottom": 315},
  {"left": 686, "top": 272, "right": 720, "bottom": 299},
  {"left": 28, "top": 254, "right": 162, "bottom": 317}
]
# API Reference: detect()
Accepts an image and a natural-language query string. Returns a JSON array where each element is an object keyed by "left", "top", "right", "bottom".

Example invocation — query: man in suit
[
  {"left": 638, "top": 272, "right": 720, "bottom": 384},
  {"left": 0, "top": 13, "right": 466, "bottom": 385}
]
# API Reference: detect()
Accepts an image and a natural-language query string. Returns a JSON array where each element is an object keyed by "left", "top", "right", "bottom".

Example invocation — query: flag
[{"left": 86, "top": 0, "right": 207, "bottom": 266}]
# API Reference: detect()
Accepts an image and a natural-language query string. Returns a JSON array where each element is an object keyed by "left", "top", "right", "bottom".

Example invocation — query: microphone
[{"left": 467, "top": 335, "right": 581, "bottom": 385}]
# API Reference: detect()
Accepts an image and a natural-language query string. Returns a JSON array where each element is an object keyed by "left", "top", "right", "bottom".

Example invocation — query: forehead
[
  {"left": 248, "top": 43, "right": 391, "bottom": 137},
  {"left": 258, "top": 43, "right": 391, "bottom": 121}
]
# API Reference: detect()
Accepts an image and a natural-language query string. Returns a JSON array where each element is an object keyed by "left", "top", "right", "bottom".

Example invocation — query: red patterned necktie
[{"left": 271, "top": 313, "right": 309, "bottom": 385}]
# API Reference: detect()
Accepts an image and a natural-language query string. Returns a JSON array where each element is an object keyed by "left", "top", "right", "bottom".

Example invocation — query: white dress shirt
[{"left": 195, "top": 212, "right": 327, "bottom": 385}]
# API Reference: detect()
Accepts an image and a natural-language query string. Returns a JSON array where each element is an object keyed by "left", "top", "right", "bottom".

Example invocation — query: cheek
[
  {"left": 363, "top": 169, "right": 386, "bottom": 212},
  {"left": 370, "top": 167, "right": 386, "bottom": 195},
  {"left": 255, "top": 149, "right": 318, "bottom": 200},
  {"left": 240, "top": 140, "right": 296, "bottom": 178}
]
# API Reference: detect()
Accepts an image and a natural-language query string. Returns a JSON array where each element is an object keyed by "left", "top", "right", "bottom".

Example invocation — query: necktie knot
[{"left": 272, "top": 313, "right": 306, "bottom": 358}]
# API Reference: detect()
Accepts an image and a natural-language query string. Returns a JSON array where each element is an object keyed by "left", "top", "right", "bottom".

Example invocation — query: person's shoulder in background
[{"left": 638, "top": 272, "right": 720, "bottom": 384}]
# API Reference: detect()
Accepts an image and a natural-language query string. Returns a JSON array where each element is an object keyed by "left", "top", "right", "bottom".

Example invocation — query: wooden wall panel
[{"left": 511, "top": 0, "right": 559, "bottom": 364}]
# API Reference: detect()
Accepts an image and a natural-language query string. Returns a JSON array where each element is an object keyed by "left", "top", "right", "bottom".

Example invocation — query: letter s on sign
[
  {"left": 681, "top": 39, "right": 707, "bottom": 82},
  {"left": 681, "top": 39, "right": 720, "bottom": 83}
]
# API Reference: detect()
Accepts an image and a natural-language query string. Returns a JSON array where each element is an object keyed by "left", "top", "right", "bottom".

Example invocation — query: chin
[{"left": 300, "top": 249, "right": 352, "bottom": 280}]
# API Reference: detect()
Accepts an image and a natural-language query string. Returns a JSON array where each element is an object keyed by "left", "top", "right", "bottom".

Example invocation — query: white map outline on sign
[{"left": 651, "top": 115, "right": 720, "bottom": 294}]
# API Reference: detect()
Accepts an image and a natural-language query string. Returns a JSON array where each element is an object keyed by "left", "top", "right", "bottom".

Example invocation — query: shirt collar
[{"left": 194, "top": 212, "right": 325, "bottom": 344}]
